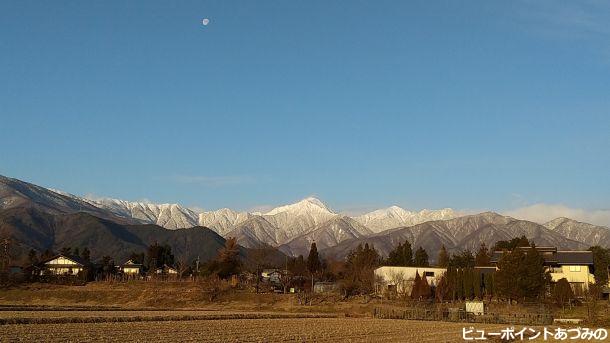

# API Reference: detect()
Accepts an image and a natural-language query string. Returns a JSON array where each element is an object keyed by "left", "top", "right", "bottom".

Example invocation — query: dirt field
[
  {"left": 0, "top": 283, "right": 603, "bottom": 342},
  {"left": 0, "top": 317, "right": 519, "bottom": 342}
]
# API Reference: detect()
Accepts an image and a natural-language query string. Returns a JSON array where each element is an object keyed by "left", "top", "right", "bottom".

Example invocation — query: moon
[{"left": 202, "top": 18, "right": 210, "bottom": 26}]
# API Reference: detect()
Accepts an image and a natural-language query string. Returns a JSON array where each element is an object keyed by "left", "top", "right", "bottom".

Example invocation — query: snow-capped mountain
[
  {"left": 3, "top": 174, "right": 609, "bottom": 260},
  {"left": 354, "top": 206, "right": 457, "bottom": 232},
  {"left": 261, "top": 197, "right": 338, "bottom": 241},
  {"left": 265, "top": 197, "right": 334, "bottom": 216},
  {"left": 198, "top": 208, "right": 251, "bottom": 236},
  {"left": 0, "top": 175, "right": 130, "bottom": 223},
  {"left": 220, "top": 197, "right": 339, "bottom": 248},
  {"left": 61, "top": 193, "right": 465, "bottom": 254},
  {"left": 324, "top": 212, "right": 587, "bottom": 261},
  {"left": 224, "top": 216, "right": 289, "bottom": 248},
  {"left": 92, "top": 198, "right": 199, "bottom": 230},
  {"left": 279, "top": 215, "right": 373, "bottom": 257},
  {"left": 544, "top": 217, "right": 610, "bottom": 247}
]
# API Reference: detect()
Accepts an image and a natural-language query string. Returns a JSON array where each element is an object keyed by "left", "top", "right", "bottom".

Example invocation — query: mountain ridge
[{"left": 1, "top": 174, "right": 607, "bottom": 260}]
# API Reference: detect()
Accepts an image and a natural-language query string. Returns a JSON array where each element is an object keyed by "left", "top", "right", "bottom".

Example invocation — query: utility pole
[
  {"left": 0, "top": 238, "right": 11, "bottom": 284},
  {"left": 1, "top": 238, "right": 10, "bottom": 273}
]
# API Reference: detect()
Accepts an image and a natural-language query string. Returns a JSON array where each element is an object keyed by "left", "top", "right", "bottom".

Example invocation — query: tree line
[{"left": 20, "top": 234, "right": 609, "bottom": 309}]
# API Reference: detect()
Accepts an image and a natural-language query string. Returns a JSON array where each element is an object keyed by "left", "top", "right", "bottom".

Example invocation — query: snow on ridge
[
  {"left": 355, "top": 206, "right": 458, "bottom": 233},
  {"left": 265, "top": 197, "right": 335, "bottom": 216}
]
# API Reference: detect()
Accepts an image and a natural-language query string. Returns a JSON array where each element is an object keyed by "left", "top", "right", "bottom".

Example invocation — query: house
[
  {"left": 119, "top": 259, "right": 143, "bottom": 276},
  {"left": 374, "top": 266, "right": 446, "bottom": 295},
  {"left": 490, "top": 247, "right": 595, "bottom": 294},
  {"left": 261, "top": 269, "right": 284, "bottom": 284},
  {"left": 36, "top": 254, "right": 88, "bottom": 276},
  {"left": 155, "top": 264, "right": 178, "bottom": 276},
  {"left": 314, "top": 281, "right": 338, "bottom": 294}
]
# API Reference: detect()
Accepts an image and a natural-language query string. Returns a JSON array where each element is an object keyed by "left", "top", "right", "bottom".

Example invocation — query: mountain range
[
  {"left": 321, "top": 212, "right": 592, "bottom": 260},
  {"left": 1, "top": 174, "right": 609, "bottom": 264}
]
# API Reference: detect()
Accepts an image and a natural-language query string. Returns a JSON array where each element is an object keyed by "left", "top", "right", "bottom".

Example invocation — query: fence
[{"left": 373, "top": 306, "right": 553, "bottom": 325}]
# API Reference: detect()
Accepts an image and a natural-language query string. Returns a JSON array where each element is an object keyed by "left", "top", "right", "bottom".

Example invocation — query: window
[
  {"left": 424, "top": 272, "right": 435, "bottom": 277},
  {"left": 569, "top": 266, "right": 581, "bottom": 272}
]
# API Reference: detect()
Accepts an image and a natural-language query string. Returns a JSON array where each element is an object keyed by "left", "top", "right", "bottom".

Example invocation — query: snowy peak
[
  {"left": 91, "top": 198, "right": 199, "bottom": 230},
  {"left": 198, "top": 208, "right": 251, "bottom": 236},
  {"left": 278, "top": 215, "right": 373, "bottom": 256},
  {"left": 543, "top": 217, "right": 610, "bottom": 246},
  {"left": 544, "top": 217, "right": 576, "bottom": 228},
  {"left": 355, "top": 206, "right": 458, "bottom": 233},
  {"left": 359, "top": 205, "right": 413, "bottom": 220},
  {"left": 265, "top": 197, "right": 334, "bottom": 216}
]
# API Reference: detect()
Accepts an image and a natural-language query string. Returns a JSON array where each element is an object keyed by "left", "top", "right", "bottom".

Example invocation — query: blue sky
[{"left": 1, "top": 1, "right": 609, "bottom": 222}]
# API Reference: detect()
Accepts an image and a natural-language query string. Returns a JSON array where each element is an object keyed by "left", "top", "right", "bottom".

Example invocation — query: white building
[
  {"left": 37, "top": 254, "right": 87, "bottom": 276},
  {"left": 155, "top": 264, "right": 178, "bottom": 275},
  {"left": 119, "top": 259, "right": 143, "bottom": 275},
  {"left": 374, "top": 266, "right": 446, "bottom": 295}
]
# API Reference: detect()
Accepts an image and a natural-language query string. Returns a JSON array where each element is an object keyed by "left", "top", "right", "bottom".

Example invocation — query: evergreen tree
[
  {"left": 307, "top": 242, "right": 321, "bottom": 275},
  {"left": 216, "top": 237, "right": 241, "bottom": 279},
  {"left": 146, "top": 242, "right": 175, "bottom": 269},
  {"left": 100, "top": 255, "right": 116, "bottom": 277},
  {"left": 519, "top": 246, "right": 550, "bottom": 301},
  {"left": 463, "top": 268, "right": 474, "bottom": 300},
  {"left": 60, "top": 247, "right": 72, "bottom": 255},
  {"left": 473, "top": 270, "right": 482, "bottom": 299},
  {"left": 28, "top": 249, "right": 39, "bottom": 265},
  {"left": 410, "top": 271, "right": 422, "bottom": 299},
  {"left": 413, "top": 247, "right": 429, "bottom": 267},
  {"left": 552, "top": 278, "right": 574, "bottom": 310},
  {"left": 288, "top": 255, "right": 307, "bottom": 277},
  {"left": 420, "top": 274, "right": 431, "bottom": 299},
  {"left": 475, "top": 243, "right": 491, "bottom": 266},
  {"left": 437, "top": 245, "right": 449, "bottom": 268},
  {"left": 81, "top": 247, "right": 91, "bottom": 262},
  {"left": 493, "top": 236, "right": 530, "bottom": 251},
  {"left": 435, "top": 274, "right": 450, "bottom": 302},
  {"left": 589, "top": 246, "right": 610, "bottom": 286},
  {"left": 445, "top": 267, "right": 458, "bottom": 301},
  {"left": 495, "top": 246, "right": 549, "bottom": 302},
  {"left": 495, "top": 249, "right": 521, "bottom": 302},
  {"left": 483, "top": 272, "right": 495, "bottom": 300},
  {"left": 449, "top": 250, "right": 475, "bottom": 268},
  {"left": 456, "top": 269, "right": 465, "bottom": 300},
  {"left": 41, "top": 249, "right": 54, "bottom": 260},
  {"left": 73, "top": 247, "right": 80, "bottom": 258},
  {"left": 386, "top": 240, "right": 413, "bottom": 266},
  {"left": 344, "top": 243, "right": 380, "bottom": 295}
]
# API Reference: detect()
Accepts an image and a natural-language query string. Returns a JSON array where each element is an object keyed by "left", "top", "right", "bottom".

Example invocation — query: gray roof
[
  {"left": 490, "top": 249, "right": 593, "bottom": 265},
  {"left": 555, "top": 251, "right": 593, "bottom": 265}
]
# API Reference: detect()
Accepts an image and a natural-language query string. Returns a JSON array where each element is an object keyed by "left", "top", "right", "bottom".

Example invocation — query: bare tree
[
  {"left": 176, "top": 236, "right": 190, "bottom": 279},
  {"left": 387, "top": 270, "right": 407, "bottom": 299},
  {"left": 278, "top": 269, "right": 293, "bottom": 294},
  {"left": 583, "top": 284, "right": 601, "bottom": 323},
  {"left": 176, "top": 256, "right": 190, "bottom": 280}
]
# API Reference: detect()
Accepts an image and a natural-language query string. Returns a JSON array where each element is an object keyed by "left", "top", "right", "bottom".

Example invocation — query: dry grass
[
  {"left": 0, "top": 282, "right": 379, "bottom": 315},
  {"left": 0, "top": 318, "right": 519, "bottom": 342},
  {"left": 0, "top": 310, "right": 335, "bottom": 325}
]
